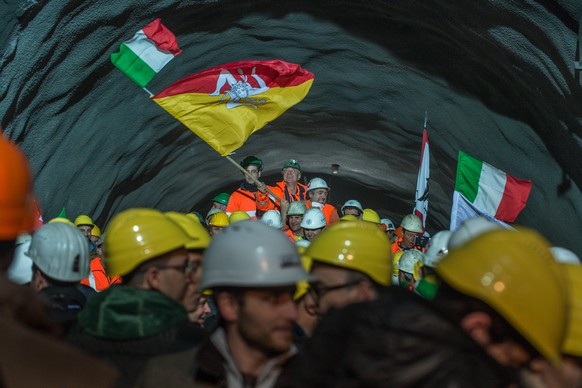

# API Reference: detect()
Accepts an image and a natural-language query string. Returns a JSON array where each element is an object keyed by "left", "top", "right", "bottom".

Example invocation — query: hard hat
[
  {"left": 423, "top": 230, "right": 452, "bottom": 268},
  {"left": 400, "top": 214, "right": 423, "bottom": 233},
  {"left": 307, "top": 177, "right": 330, "bottom": 192},
  {"left": 288, "top": 201, "right": 307, "bottom": 216},
  {"left": 260, "top": 210, "right": 283, "bottom": 229},
  {"left": 294, "top": 250, "right": 314, "bottom": 300},
  {"left": 205, "top": 207, "right": 222, "bottom": 223},
  {"left": 380, "top": 218, "right": 396, "bottom": 231},
  {"left": 0, "top": 136, "right": 35, "bottom": 240},
  {"left": 561, "top": 263, "right": 582, "bottom": 356},
  {"left": 211, "top": 193, "right": 230, "bottom": 206},
  {"left": 398, "top": 249, "right": 424, "bottom": 274},
  {"left": 341, "top": 200, "right": 363, "bottom": 214},
  {"left": 392, "top": 251, "right": 404, "bottom": 284},
  {"left": 208, "top": 212, "right": 229, "bottom": 228},
  {"left": 200, "top": 220, "right": 315, "bottom": 290},
  {"left": 340, "top": 214, "right": 358, "bottom": 222},
  {"left": 26, "top": 223, "right": 90, "bottom": 282},
  {"left": 436, "top": 228, "right": 567, "bottom": 366},
  {"left": 229, "top": 211, "right": 251, "bottom": 224},
  {"left": 104, "top": 208, "right": 191, "bottom": 277},
  {"left": 295, "top": 239, "right": 311, "bottom": 249},
  {"left": 165, "top": 211, "right": 211, "bottom": 250},
  {"left": 240, "top": 155, "right": 263, "bottom": 172},
  {"left": 551, "top": 247, "right": 580, "bottom": 265},
  {"left": 48, "top": 217, "right": 75, "bottom": 226},
  {"left": 362, "top": 208, "right": 381, "bottom": 224},
  {"left": 448, "top": 216, "right": 502, "bottom": 250},
  {"left": 306, "top": 220, "right": 392, "bottom": 286},
  {"left": 7, "top": 235, "right": 32, "bottom": 284},
  {"left": 282, "top": 159, "right": 301, "bottom": 172},
  {"left": 74, "top": 215, "right": 94, "bottom": 227},
  {"left": 300, "top": 208, "right": 326, "bottom": 230},
  {"left": 91, "top": 225, "right": 101, "bottom": 238}
]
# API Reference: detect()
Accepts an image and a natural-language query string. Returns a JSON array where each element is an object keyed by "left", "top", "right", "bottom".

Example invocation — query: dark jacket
[
  {"left": 277, "top": 287, "right": 516, "bottom": 388},
  {"left": 37, "top": 284, "right": 93, "bottom": 334},
  {"left": 67, "top": 285, "right": 204, "bottom": 388}
]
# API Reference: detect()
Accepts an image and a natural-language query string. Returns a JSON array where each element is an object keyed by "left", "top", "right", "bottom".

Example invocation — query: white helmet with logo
[
  {"left": 300, "top": 208, "right": 326, "bottom": 230},
  {"left": 26, "top": 223, "right": 90, "bottom": 282},
  {"left": 400, "top": 214, "right": 423, "bottom": 233},
  {"left": 380, "top": 218, "right": 396, "bottom": 231},
  {"left": 260, "top": 210, "right": 283, "bottom": 229},
  {"left": 288, "top": 201, "right": 307, "bottom": 216},
  {"left": 307, "top": 177, "right": 330, "bottom": 192},
  {"left": 423, "top": 230, "right": 452, "bottom": 268},
  {"left": 398, "top": 249, "right": 424, "bottom": 274},
  {"left": 341, "top": 199, "right": 363, "bottom": 214},
  {"left": 200, "top": 220, "right": 315, "bottom": 289}
]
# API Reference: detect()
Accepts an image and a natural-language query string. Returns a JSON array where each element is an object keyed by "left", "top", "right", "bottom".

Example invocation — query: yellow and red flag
[{"left": 152, "top": 60, "right": 314, "bottom": 155}]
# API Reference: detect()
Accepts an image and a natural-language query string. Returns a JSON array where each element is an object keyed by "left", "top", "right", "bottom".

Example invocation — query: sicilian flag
[
  {"left": 450, "top": 151, "right": 532, "bottom": 230},
  {"left": 413, "top": 129, "right": 429, "bottom": 230},
  {"left": 152, "top": 60, "right": 314, "bottom": 156},
  {"left": 111, "top": 18, "right": 182, "bottom": 88}
]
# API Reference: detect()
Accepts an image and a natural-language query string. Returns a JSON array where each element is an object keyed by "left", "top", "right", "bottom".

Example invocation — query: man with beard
[{"left": 136, "top": 220, "right": 315, "bottom": 388}]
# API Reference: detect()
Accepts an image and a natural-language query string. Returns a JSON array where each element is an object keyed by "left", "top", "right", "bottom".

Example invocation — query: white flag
[{"left": 414, "top": 129, "right": 429, "bottom": 230}]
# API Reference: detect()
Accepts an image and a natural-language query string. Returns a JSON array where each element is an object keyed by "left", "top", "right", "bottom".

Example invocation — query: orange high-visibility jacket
[
  {"left": 225, "top": 187, "right": 258, "bottom": 219},
  {"left": 256, "top": 181, "right": 308, "bottom": 212},
  {"left": 305, "top": 201, "right": 340, "bottom": 225},
  {"left": 81, "top": 257, "right": 122, "bottom": 291}
]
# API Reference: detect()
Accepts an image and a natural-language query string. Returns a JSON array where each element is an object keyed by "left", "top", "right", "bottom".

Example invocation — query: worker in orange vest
[
  {"left": 305, "top": 177, "right": 340, "bottom": 224},
  {"left": 391, "top": 214, "right": 423, "bottom": 255},
  {"left": 81, "top": 225, "right": 122, "bottom": 291},
  {"left": 256, "top": 159, "right": 307, "bottom": 212},
  {"left": 225, "top": 155, "right": 263, "bottom": 219}
]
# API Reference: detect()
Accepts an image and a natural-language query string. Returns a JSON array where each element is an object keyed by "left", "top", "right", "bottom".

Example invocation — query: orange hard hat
[{"left": 0, "top": 136, "right": 35, "bottom": 239}]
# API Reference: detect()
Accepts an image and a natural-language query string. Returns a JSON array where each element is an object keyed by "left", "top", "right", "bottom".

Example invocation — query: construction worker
[
  {"left": 380, "top": 217, "right": 397, "bottom": 243},
  {"left": 391, "top": 213, "right": 423, "bottom": 254},
  {"left": 136, "top": 220, "right": 315, "bottom": 387},
  {"left": 74, "top": 214, "right": 94, "bottom": 239},
  {"left": 67, "top": 208, "right": 204, "bottom": 387},
  {"left": 305, "top": 220, "right": 392, "bottom": 317},
  {"left": 256, "top": 159, "right": 308, "bottom": 213},
  {"left": 210, "top": 193, "right": 230, "bottom": 212},
  {"left": 28, "top": 223, "right": 92, "bottom": 332},
  {"left": 225, "top": 155, "right": 263, "bottom": 219},
  {"left": 448, "top": 216, "right": 503, "bottom": 250},
  {"left": 90, "top": 224, "right": 101, "bottom": 245},
  {"left": 305, "top": 178, "right": 340, "bottom": 224},
  {"left": 229, "top": 210, "right": 251, "bottom": 224},
  {"left": 301, "top": 207, "right": 327, "bottom": 242},
  {"left": 207, "top": 211, "right": 229, "bottom": 237},
  {"left": 361, "top": 208, "right": 382, "bottom": 227},
  {"left": 285, "top": 200, "right": 306, "bottom": 241},
  {"left": 415, "top": 230, "right": 452, "bottom": 300},
  {"left": 397, "top": 249, "right": 423, "bottom": 292},
  {"left": 340, "top": 199, "right": 363, "bottom": 219},
  {"left": 260, "top": 209, "right": 284, "bottom": 229}
]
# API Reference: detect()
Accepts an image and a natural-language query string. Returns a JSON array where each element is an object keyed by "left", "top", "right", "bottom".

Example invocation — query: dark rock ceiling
[{"left": 1, "top": 0, "right": 582, "bottom": 254}]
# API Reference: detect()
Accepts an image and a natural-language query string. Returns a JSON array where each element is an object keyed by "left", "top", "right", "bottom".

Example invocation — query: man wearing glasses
[{"left": 67, "top": 208, "right": 205, "bottom": 387}]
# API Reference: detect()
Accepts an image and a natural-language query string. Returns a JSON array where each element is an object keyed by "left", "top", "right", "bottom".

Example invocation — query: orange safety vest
[
  {"left": 305, "top": 201, "right": 340, "bottom": 225},
  {"left": 225, "top": 187, "right": 258, "bottom": 219},
  {"left": 81, "top": 257, "right": 122, "bottom": 291},
  {"left": 256, "top": 181, "right": 308, "bottom": 212}
]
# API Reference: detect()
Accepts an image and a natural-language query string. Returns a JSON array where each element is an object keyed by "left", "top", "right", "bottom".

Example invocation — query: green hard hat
[
  {"left": 240, "top": 156, "right": 263, "bottom": 172},
  {"left": 282, "top": 159, "right": 301, "bottom": 172},
  {"left": 212, "top": 193, "right": 230, "bottom": 206}
]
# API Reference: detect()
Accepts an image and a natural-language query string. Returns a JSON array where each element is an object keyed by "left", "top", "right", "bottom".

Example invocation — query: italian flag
[
  {"left": 450, "top": 151, "right": 532, "bottom": 229},
  {"left": 111, "top": 18, "right": 182, "bottom": 88}
]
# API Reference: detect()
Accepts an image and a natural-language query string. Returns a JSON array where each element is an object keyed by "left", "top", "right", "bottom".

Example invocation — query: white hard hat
[
  {"left": 341, "top": 199, "right": 363, "bottom": 214},
  {"left": 295, "top": 239, "right": 311, "bottom": 249},
  {"left": 288, "top": 201, "right": 307, "bottom": 216},
  {"left": 398, "top": 249, "right": 424, "bottom": 274},
  {"left": 260, "top": 210, "right": 283, "bottom": 229},
  {"left": 307, "top": 177, "right": 330, "bottom": 192},
  {"left": 26, "top": 223, "right": 90, "bottom": 282},
  {"left": 400, "top": 214, "right": 423, "bottom": 233},
  {"left": 200, "top": 220, "right": 316, "bottom": 289},
  {"left": 448, "top": 216, "right": 502, "bottom": 250},
  {"left": 423, "top": 230, "right": 452, "bottom": 268},
  {"left": 380, "top": 218, "right": 396, "bottom": 231},
  {"left": 551, "top": 247, "right": 581, "bottom": 265},
  {"left": 7, "top": 234, "right": 33, "bottom": 285},
  {"left": 300, "top": 208, "right": 326, "bottom": 230}
]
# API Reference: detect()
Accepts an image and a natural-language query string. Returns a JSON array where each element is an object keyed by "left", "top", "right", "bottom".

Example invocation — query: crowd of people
[{"left": 2, "top": 137, "right": 582, "bottom": 387}]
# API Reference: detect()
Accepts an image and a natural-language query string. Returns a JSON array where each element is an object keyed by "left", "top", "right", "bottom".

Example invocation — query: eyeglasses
[
  {"left": 308, "top": 280, "right": 361, "bottom": 301},
  {"left": 154, "top": 260, "right": 198, "bottom": 275}
]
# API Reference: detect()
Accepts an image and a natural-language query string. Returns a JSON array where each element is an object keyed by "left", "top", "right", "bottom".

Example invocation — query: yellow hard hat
[
  {"left": 208, "top": 212, "right": 229, "bottom": 228},
  {"left": 294, "top": 250, "right": 314, "bottom": 300},
  {"left": 48, "top": 217, "right": 75, "bottom": 226},
  {"left": 362, "top": 208, "right": 381, "bottom": 224},
  {"left": 340, "top": 214, "right": 358, "bottom": 222},
  {"left": 229, "top": 211, "right": 251, "bottom": 224},
  {"left": 104, "top": 208, "right": 191, "bottom": 277},
  {"left": 392, "top": 250, "right": 404, "bottom": 280},
  {"left": 165, "top": 211, "right": 211, "bottom": 250},
  {"left": 561, "top": 263, "right": 582, "bottom": 357},
  {"left": 91, "top": 224, "right": 101, "bottom": 238},
  {"left": 436, "top": 228, "right": 567, "bottom": 366},
  {"left": 306, "top": 220, "right": 392, "bottom": 286},
  {"left": 74, "top": 215, "right": 94, "bottom": 227}
]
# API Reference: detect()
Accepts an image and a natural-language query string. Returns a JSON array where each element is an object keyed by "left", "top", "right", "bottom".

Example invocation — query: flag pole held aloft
[{"left": 224, "top": 156, "right": 282, "bottom": 203}]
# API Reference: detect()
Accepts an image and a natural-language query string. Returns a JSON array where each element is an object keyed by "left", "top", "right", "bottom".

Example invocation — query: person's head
[
  {"left": 229, "top": 210, "right": 251, "bottom": 224},
  {"left": 307, "top": 178, "right": 330, "bottom": 205},
  {"left": 0, "top": 136, "right": 35, "bottom": 270},
  {"left": 341, "top": 200, "right": 363, "bottom": 218},
  {"left": 27, "top": 223, "right": 90, "bottom": 291},
  {"left": 400, "top": 214, "right": 423, "bottom": 249},
  {"left": 260, "top": 210, "right": 283, "bottom": 229},
  {"left": 300, "top": 208, "right": 326, "bottom": 242},
  {"left": 448, "top": 216, "right": 502, "bottom": 250},
  {"left": 362, "top": 208, "right": 381, "bottom": 226},
  {"left": 435, "top": 228, "right": 568, "bottom": 370},
  {"left": 211, "top": 193, "right": 230, "bottom": 211},
  {"left": 104, "top": 208, "right": 193, "bottom": 302},
  {"left": 281, "top": 159, "right": 302, "bottom": 184},
  {"left": 397, "top": 249, "right": 423, "bottom": 290},
  {"left": 287, "top": 201, "right": 306, "bottom": 233},
  {"left": 423, "top": 230, "right": 452, "bottom": 269},
  {"left": 200, "top": 220, "right": 315, "bottom": 358},
  {"left": 380, "top": 218, "right": 397, "bottom": 242},
  {"left": 90, "top": 224, "right": 101, "bottom": 245},
  {"left": 306, "top": 220, "right": 392, "bottom": 316},
  {"left": 74, "top": 215, "right": 94, "bottom": 239},
  {"left": 208, "top": 211, "right": 229, "bottom": 237},
  {"left": 240, "top": 156, "right": 263, "bottom": 185}
]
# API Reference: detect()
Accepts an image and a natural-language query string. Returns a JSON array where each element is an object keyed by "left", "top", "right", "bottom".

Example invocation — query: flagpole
[
  {"left": 143, "top": 87, "right": 154, "bottom": 97},
  {"left": 224, "top": 155, "right": 283, "bottom": 203}
]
